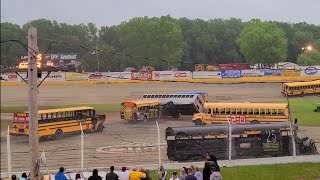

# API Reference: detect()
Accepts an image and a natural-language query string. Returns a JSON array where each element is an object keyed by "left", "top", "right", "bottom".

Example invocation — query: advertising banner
[
  {"left": 172, "top": 71, "right": 192, "bottom": 79},
  {"left": 66, "top": 73, "right": 88, "bottom": 81},
  {"left": 282, "top": 69, "right": 301, "bottom": 77},
  {"left": 221, "top": 70, "right": 242, "bottom": 78},
  {"left": 40, "top": 72, "right": 66, "bottom": 82},
  {"left": 107, "top": 72, "right": 132, "bottom": 80},
  {"left": 242, "top": 69, "right": 263, "bottom": 77},
  {"left": 131, "top": 71, "right": 152, "bottom": 80},
  {"left": 87, "top": 72, "right": 109, "bottom": 81},
  {"left": 0, "top": 74, "right": 20, "bottom": 82},
  {"left": 260, "top": 69, "right": 282, "bottom": 76},
  {"left": 301, "top": 67, "right": 320, "bottom": 76},
  {"left": 152, "top": 71, "right": 173, "bottom": 80},
  {"left": 192, "top": 71, "right": 222, "bottom": 79}
]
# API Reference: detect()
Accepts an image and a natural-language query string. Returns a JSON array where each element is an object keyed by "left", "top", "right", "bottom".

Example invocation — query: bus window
[
  {"left": 271, "top": 109, "right": 277, "bottom": 115},
  {"left": 147, "top": 95, "right": 151, "bottom": 98},
  {"left": 165, "top": 95, "right": 169, "bottom": 98},
  {"left": 196, "top": 105, "right": 200, "bottom": 110},
  {"left": 279, "top": 109, "right": 285, "bottom": 115},
  {"left": 143, "top": 95, "right": 147, "bottom": 98},
  {"left": 190, "top": 95, "right": 194, "bottom": 98},
  {"left": 254, "top": 109, "right": 259, "bottom": 114},
  {"left": 174, "top": 95, "right": 178, "bottom": 98},
  {"left": 260, "top": 109, "right": 265, "bottom": 115},
  {"left": 265, "top": 109, "right": 271, "bottom": 115},
  {"left": 231, "top": 108, "right": 236, "bottom": 114},
  {"left": 248, "top": 109, "right": 253, "bottom": 114},
  {"left": 199, "top": 99, "right": 203, "bottom": 105},
  {"left": 220, "top": 108, "right": 225, "bottom": 114},
  {"left": 178, "top": 95, "right": 182, "bottom": 98}
]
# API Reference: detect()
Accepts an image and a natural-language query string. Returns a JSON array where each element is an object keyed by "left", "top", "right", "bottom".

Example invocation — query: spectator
[
  {"left": 75, "top": 173, "right": 84, "bottom": 180},
  {"left": 179, "top": 168, "right": 187, "bottom": 180},
  {"left": 19, "top": 173, "right": 28, "bottom": 180},
  {"left": 118, "top": 167, "right": 130, "bottom": 180},
  {"left": 140, "top": 167, "right": 151, "bottom": 180},
  {"left": 210, "top": 167, "right": 222, "bottom": 180},
  {"left": 157, "top": 165, "right": 167, "bottom": 180},
  {"left": 189, "top": 165, "right": 195, "bottom": 175},
  {"left": 55, "top": 167, "right": 67, "bottom": 180},
  {"left": 88, "top": 169, "right": 102, "bottom": 180},
  {"left": 194, "top": 167, "right": 202, "bottom": 180},
  {"left": 129, "top": 166, "right": 146, "bottom": 180},
  {"left": 169, "top": 171, "right": 180, "bottom": 180},
  {"left": 106, "top": 166, "right": 119, "bottom": 180},
  {"left": 11, "top": 174, "right": 17, "bottom": 180},
  {"left": 209, "top": 154, "right": 220, "bottom": 172},
  {"left": 203, "top": 161, "right": 211, "bottom": 180},
  {"left": 185, "top": 168, "right": 196, "bottom": 180}
]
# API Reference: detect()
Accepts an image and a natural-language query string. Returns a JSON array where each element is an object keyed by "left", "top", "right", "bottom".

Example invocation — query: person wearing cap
[
  {"left": 117, "top": 166, "right": 130, "bottom": 180},
  {"left": 129, "top": 166, "right": 146, "bottom": 180},
  {"left": 169, "top": 171, "right": 180, "bottom": 180},
  {"left": 106, "top": 166, "right": 119, "bottom": 180}
]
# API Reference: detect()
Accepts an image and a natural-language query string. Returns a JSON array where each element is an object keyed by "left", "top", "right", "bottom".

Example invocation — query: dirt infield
[{"left": 1, "top": 82, "right": 319, "bottom": 173}]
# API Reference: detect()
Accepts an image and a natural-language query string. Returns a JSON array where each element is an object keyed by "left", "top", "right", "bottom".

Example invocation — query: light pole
[{"left": 301, "top": 45, "right": 313, "bottom": 66}]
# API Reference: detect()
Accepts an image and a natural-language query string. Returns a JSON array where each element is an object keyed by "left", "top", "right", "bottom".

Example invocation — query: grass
[
  {"left": 287, "top": 99, "right": 320, "bottom": 126},
  {"left": 0, "top": 103, "right": 120, "bottom": 114},
  {"left": 149, "top": 163, "right": 320, "bottom": 180},
  {"left": 0, "top": 119, "right": 12, "bottom": 132}
]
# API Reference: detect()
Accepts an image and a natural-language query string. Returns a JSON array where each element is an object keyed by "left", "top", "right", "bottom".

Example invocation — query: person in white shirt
[
  {"left": 117, "top": 166, "right": 130, "bottom": 180},
  {"left": 169, "top": 171, "right": 180, "bottom": 180}
]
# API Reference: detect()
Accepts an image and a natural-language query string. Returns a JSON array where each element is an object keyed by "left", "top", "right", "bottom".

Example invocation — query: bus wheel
[
  {"left": 194, "top": 120, "right": 203, "bottom": 126},
  {"left": 97, "top": 124, "right": 104, "bottom": 132},
  {"left": 250, "top": 120, "right": 260, "bottom": 124},
  {"left": 54, "top": 129, "right": 63, "bottom": 140}
]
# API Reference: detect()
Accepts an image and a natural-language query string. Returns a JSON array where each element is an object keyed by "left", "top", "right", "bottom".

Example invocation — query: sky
[{"left": 1, "top": 0, "right": 320, "bottom": 27}]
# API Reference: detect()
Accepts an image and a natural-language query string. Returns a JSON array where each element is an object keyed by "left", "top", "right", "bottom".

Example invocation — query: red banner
[{"left": 131, "top": 72, "right": 152, "bottom": 80}]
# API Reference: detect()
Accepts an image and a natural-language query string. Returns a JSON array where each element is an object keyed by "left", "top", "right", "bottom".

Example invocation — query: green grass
[
  {"left": 149, "top": 163, "right": 320, "bottom": 180},
  {"left": 0, "top": 119, "right": 12, "bottom": 132},
  {"left": 285, "top": 99, "right": 320, "bottom": 126},
  {"left": 0, "top": 103, "right": 120, "bottom": 114}
]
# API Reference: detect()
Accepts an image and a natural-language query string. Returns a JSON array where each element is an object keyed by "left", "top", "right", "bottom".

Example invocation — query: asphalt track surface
[{"left": 1, "top": 82, "right": 319, "bottom": 172}]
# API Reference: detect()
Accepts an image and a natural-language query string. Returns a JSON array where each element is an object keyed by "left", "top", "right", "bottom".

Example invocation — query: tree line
[{"left": 1, "top": 16, "right": 320, "bottom": 72}]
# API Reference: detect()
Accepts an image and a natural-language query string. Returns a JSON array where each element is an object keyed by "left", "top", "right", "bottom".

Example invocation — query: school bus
[
  {"left": 192, "top": 103, "right": 289, "bottom": 125},
  {"left": 12, "top": 107, "right": 106, "bottom": 139},
  {"left": 121, "top": 100, "right": 160, "bottom": 123},
  {"left": 281, "top": 80, "right": 320, "bottom": 96}
]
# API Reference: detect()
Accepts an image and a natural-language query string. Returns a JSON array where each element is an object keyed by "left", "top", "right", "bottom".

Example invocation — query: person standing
[
  {"left": 118, "top": 167, "right": 130, "bottom": 180},
  {"left": 210, "top": 167, "right": 222, "bottom": 180},
  {"left": 157, "top": 166, "right": 167, "bottom": 180},
  {"left": 185, "top": 168, "right": 196, "bottom": 180},
  {"left": 169, "top": 171, "right": 180, "bottom": 180},
  {"left": 194, "top": 167, "right": 203, "bottom": 180},
  {"left": 88, "top": 169, "right": 102, "bottom": 180},
  {"left": 55, "top": 167, "right": 67, "bottom": 180},
  {"left": 106, "top": 166, "right": 119, "bottom": 180},
  {"left": 75, "top": 173, "right": 84, "bottom": 180},
  {"left": 179, "top": 168, "right": 187, "bottom": 180},
  {"left": 129, "top": 166, "right": 146, "bottom": 180},
  {"left": 203, "top": 161, "right": 212, "bottom": 180}
]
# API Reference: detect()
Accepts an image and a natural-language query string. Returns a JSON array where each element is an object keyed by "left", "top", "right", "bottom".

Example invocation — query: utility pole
[
  {"left": 28, "top": 27, "right": 40, "bottom": 180},
  {"left": 96, "top": 44, "right": 100, "bottom": 72}
]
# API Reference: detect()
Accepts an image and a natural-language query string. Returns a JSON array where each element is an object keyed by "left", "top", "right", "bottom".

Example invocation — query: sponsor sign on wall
[
  {"left": 87, "top": 72, "right": 109, "bottom": 81},
  {"left": 152, "top": 71, "right": 173, "bottom": 80},
  {"left": 282, "top": 69, "right": 301, "bottom": 76},
  {"left": 260, "top": 69, "right": 282, "bottom": 76},
  {"left": 66, "top": 73, "right": 88, "bottom": 81},
  {"left": 0, "top": 74, "right": 20, "bottom": 82},
  {"left": 301, "top": 67, "right": 320, "bottom": 76},
  {"left": 221, "top": 70, "right": 242, "bottom": 78},
  {"left": 40, "top": 72, "right": 66, "bottom": 82},
  {"left": 242, "top": 69, "right": 263, "bottom": 77},
  {"left": 107, "top": 72, "right": 131, "bottom": 80},
  {"left": 131, "top": 71, "right": 152, "bottom": 80},
  {"left": 192, "top": 71, "right": 222, "bottom": 79},
  {"left": 172, "top": 71, "right": 192, "bottom": 79}
]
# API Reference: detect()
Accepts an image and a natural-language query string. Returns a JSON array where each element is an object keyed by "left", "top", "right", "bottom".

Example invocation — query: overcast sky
[{"left": 1, "top": 0, "right": 320, "bottom": 27}]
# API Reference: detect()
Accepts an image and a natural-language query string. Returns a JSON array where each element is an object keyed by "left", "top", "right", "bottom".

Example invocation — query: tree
[
  {"left": 114, "top": 16, "right": 186, "bottom": 70},
  {"left": 237, "top": 20, "right": 288, "bottom": 66},
  {"left": 297, "top": 50, "right": 320, "bottom": 66}
]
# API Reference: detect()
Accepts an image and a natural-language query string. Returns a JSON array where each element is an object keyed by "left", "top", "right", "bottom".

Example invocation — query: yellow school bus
[
  {"left": 121, "top": 100, "right": 160, "bottom": 123},
  {"left": 192, "top": 103, "right": 289, "bottom": 125},
  {"left": 12, "top": 107, "right": 106, "bottom": 139},
  {"left": 281, "top": 80, "right": 320, "bottom": 96}
]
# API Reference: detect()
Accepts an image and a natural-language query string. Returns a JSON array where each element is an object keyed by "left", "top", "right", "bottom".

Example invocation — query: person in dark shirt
[
  {"left": 185, "top": 168, "right": 196, "bottom": 180},
  {"left": 106, "top": 166, "right": 119, "bottom": 180},
  {"left": 88, "top": 169, "right": 102, "bottom": 180}
]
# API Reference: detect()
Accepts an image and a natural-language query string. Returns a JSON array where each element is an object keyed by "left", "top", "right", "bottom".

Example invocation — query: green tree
[
  {"left": 297, "top": 50, "right": 320, "bottom": 66},
  {"left": 114, "top": 16, "right": 186, "bottom": 70},
  {"left": 237, "top": 20, "right": 288, "bottom": 66}
]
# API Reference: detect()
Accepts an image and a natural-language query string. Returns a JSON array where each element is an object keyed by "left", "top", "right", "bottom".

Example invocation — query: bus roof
[
  {"left": 28, "top": 106, "right": 95, "bottom": 114},
  {"left": 283, "top": 80, "right": 320, "bottom": 87},
  {"left": 174, "top": 91, "right": 207, "bottom": 95},
  {"left": 204, "top": 103, "right": 288, "bottom": 109},
  {"left": 122, "top": 100, "right": 160, "bottom": 106}
]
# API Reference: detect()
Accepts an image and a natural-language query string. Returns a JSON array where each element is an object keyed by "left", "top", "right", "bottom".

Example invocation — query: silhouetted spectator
[
  {"left": 210, "top": 167, "right": 222, "bottom": 180},
  {"left": 106, "top": 166, "right": 119, "bottom": 180},
  {"left": 203, "top": 161, "right": 212, "bottom": 180},
  {"left": 157, "top": 165, "right": 167, "bottom": 180},
  {"left": 19, "top": 173, "right": 28, "bottom": 180},
  {"left": 75, "top": 173, "right": 84, "bottom": 180},
  {"left": 169, "top": 171, "right": 180, "bottom": 180},
  {"left": 88, "top": 169, "right": 102, "bottom": 180},
  {"left": 55, "top": 167, "right": 67, "bottom": 180},
  {"left": 185, "top": 168, "right": 196, "bottom": 180},
  {"left": 11, "top": 174, "right": 17, "bottom": 180}
]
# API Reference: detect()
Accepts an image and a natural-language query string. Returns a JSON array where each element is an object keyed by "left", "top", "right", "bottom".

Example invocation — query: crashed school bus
[
  {"left": 166, "top": 122, "right": 317, "bottom": 162},
  {"left": 11, "top": 107, "right": 106, "bottom": 139},
  {"left": 120, "top": 100, "right": 161, "bottom": 123},
  {"left": 281, "top": 80, "right": 320, "bottom": 96}
]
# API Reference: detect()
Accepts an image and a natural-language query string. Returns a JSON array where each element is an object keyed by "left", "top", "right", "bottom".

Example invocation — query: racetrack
[{"left": 1, "top": 82, "right": 319, "bottom": 173}]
